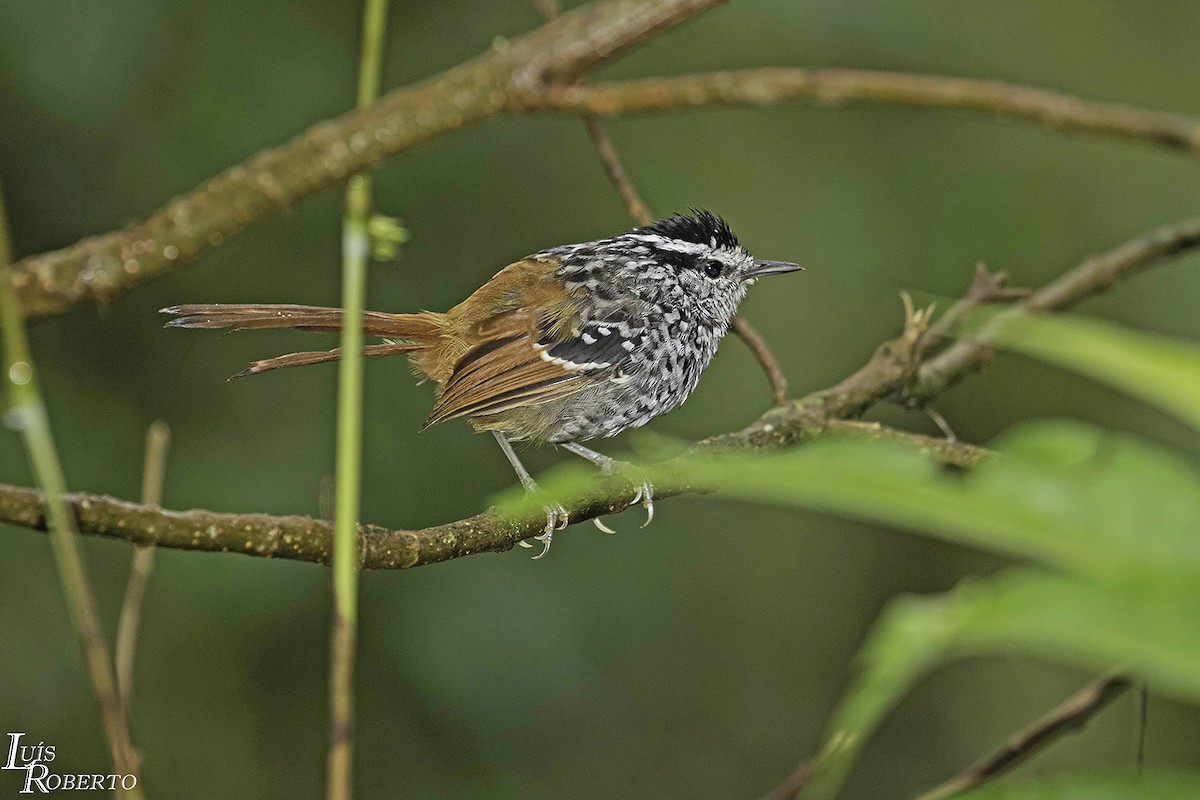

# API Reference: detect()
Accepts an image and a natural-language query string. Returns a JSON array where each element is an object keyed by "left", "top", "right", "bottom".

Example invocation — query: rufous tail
[{"left": 161, "top": 303, "right": 443, "bottom": 379}]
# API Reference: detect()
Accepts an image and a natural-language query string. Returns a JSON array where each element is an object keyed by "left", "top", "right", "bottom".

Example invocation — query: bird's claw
[
  {"left": 632, "top": 478, "right": 654, "bottom": 528},
  {"left": 609, "top": 462, "right": 654, "bottom": 529},
  {"left": 592, "top": 517, "right": 616, "bottom": 534},
  {"left": 571, "top": 452, "right": 655, "bottom": 537},
  {"left": 518, "top": 501, "right": 568, "bottom": 559}
]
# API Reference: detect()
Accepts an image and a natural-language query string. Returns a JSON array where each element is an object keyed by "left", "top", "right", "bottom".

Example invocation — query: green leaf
[
  {"left": 801, "top": 569, "right": 1200, "bottom": 799},
  {"left": 956, "top": 772, "right": 1200, "bottom": 799},
  {"left": 682, "top": 420, "right": 1200, "bottom": 576},
  {"left": 989, "top": 312, "right": 1200, "bottom": 431},
  {"left": 499, "top": 406, "right": 1200, "bottom": 799},
  {"left": 367, "top": 213, "right": 410, "bottom": 260}
]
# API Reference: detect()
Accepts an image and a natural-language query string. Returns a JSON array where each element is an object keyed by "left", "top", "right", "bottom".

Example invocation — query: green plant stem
[
  {"left": 329, "top": 2, "right": 389, "bottom": 799},
  {"left": 0, "top": 190, "right": 143, "bottom": 794}
]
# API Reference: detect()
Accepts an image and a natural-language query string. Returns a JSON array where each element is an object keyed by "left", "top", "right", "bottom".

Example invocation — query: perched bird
[{"left": 163, "top": 210, "right": 801, "bottom": 557}]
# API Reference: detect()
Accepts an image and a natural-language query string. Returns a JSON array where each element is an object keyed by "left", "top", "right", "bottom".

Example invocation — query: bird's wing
[{"left": 424, "top": 312, "right": 644, "bottom": 427}]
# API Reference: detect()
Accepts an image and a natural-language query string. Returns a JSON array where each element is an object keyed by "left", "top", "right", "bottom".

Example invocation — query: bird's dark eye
[{"left": 703, "top": 260, "right": 723, "bottom": 279}]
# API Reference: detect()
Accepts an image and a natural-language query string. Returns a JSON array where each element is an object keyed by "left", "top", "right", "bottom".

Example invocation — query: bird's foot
[
  {"left": 518, "top": 501, "right": 569, "bottom": 559},
  {"left": 593, "top": 460, "right": 654, "bottom": 530},
  {"left": 557, "top": 443, "right": 653, "bottom": 533},
  {"left": 629, "top": 475, "right": 655, "bottom": 528}
]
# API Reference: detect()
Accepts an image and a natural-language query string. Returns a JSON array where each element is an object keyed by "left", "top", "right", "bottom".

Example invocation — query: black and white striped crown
[{"left": 632, "top": 209, "right": 739, "bottom": 250}]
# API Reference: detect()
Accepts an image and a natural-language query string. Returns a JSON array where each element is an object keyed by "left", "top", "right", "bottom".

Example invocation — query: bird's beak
[{"left": 748, "top": 259, "right": 803, "bottom": 278}]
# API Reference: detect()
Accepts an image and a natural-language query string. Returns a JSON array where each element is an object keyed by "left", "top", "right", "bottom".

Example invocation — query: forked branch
[
  {"left": 908, "top": 215, "right": 1200, "bottom": 402},
  {"left": 12, "top": 29, "right": 1200, "bottom": 321},
  {"left": 10, "top": 0, "right": 725, "bottom": 319}
]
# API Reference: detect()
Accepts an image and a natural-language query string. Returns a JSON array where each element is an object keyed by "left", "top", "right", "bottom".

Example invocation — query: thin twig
[
  {"left": 757, "top": 759, "right": 814, "bottom": 800},
  {"left": 914, "top": 674, "right": 1132, "bottom": 800},
  {"left": 536, "top": 0, "right": 789, "bottom": 405},
  {"left": 918, "top": 262, "right": 1028, "bottom": 357},
  {"left": 1136, "top": 683, "right": 1149, "bottom": 773},
  {"left": 581, "top": 117, "right": 655, "bottom": 226},
  {"left": 731, "top": 316, "right": 790, "bottom": 405},
  {"left": 798, "top": 291, "right": 935, "bottom": 421},
  {"left": 0, "top": 190, "right": 143, "bottom": 794},
  {"left": 115, "top": 421, "right": 171, "bottom": 718},
  {"left": 530, "top": 68, "right": 1200, "bottom": 154},
  {"left": 907, "top": 216, "right": 1200, "bottom": 403},
  {"left": 534, "top": 0, "right": 655, "bottom": 228}
]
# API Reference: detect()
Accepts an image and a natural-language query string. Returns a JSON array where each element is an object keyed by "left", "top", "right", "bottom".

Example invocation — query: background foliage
[{"left": 2, "top": 1, "right": 1199, "bottom": 798}]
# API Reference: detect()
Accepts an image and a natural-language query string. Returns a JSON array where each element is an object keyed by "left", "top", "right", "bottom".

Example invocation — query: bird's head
[{"left": 617, "top": 209, "right": 802, "bottom": 326}]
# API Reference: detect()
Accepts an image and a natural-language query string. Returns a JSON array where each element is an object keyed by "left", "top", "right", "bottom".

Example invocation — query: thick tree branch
[
  {"left": 529, "top": 68, "right": 1200, "bottom": 153},
  {"left": 15, "top": 57, "right": 1200, "bottom": 320},
  {"left": 0, "top": 420, "right": 984, "bottom": 570},
  {"left": 10, "top": 0, "right": 725, "bottom": 319},
  {"left": 8, "top": 212, "right": 1197, "bottom": 566}
]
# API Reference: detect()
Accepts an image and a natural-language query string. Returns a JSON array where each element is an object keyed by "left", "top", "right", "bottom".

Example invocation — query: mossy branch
[
  {"left": 5, "top": 212, "right": 1200, "bottom": 566},
  {"left": 13, "top": 10, "right": 1200, "bottom": 320},
  {"left": 0, "top": 418, "right": 983, "bottom": 570},
  {"left": 10, "top": 0, "right": 725, "bottom": 319}
]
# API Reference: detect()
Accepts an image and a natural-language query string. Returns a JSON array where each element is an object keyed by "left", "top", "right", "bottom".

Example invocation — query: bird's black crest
[{"left": 634, "top": 209, "right": 739, "bottom": 249}]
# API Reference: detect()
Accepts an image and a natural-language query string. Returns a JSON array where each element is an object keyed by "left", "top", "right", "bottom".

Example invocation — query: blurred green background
[{"left": 2, "top": 1, "right": 1199, "bottom": 797}]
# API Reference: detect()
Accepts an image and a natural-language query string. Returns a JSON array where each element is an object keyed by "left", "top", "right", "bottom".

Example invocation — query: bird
[{"left": 162, "top": 210, "right": 801, "bottom": 557}]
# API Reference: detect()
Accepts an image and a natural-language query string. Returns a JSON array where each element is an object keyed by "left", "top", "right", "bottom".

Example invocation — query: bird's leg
[
  {"left": 559, "top": 442, "right": 654, "bottom": 530},
  {"left": 492, "top": 431, "right": 566, "bottom": 559}
]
